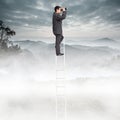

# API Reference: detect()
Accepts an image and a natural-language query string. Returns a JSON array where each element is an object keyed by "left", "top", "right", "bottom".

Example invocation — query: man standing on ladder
[{"left": 52, "top": 6, "right": 67, "bottom": 56}]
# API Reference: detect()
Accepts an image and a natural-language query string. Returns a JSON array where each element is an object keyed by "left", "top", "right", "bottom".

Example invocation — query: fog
[{"left": 0, "top": 37, "right": 120, "bottom": 120}]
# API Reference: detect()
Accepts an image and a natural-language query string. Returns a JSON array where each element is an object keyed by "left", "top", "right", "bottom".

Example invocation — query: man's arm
[{"left": 56, "top": 11, "right": 67, "bottom": 21}]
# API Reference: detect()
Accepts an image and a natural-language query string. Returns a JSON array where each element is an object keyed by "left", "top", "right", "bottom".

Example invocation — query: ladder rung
[
  {"left": 56, "top": 69, "right": 64, "bottom": 71},
  {"left": 56, "top": 81, "right": 65, "bottom": 85},
  {"left": 56, "top": 86, "right": 65, "bottom": 89},
  {"left": 56, "top": 77, "right": 64, "bottom": 79},
  {"left": 56, "top": 84, "right": 65, "bottom": 86},
  {"left": 56, "top": 81, "right": 65, "bottom": 84},
  {"left": 56, "top": 79, "right": 65, "bottom": 81},
  {"left": 56, "top": 93, "right": 65, "bottom": 95},
  {"left": 56, "top": 74, "right": 64, "bottom": 78},
  {"left": 56, "top": 82, "right": 65, "bottom": 85},
  {"left": 56, "top": 70, "right": 64, "bottom": 71},
  {"left": 56, "top": 82, "right": 65, "bottom": 84},
  {"left": 56, "top": 78, "right": 65, "bottom": 79},
  {"left": 56, "top": 94, "right": 65, "bottom": 96},
  {"left": 56, "top": 88, "right": 65, "bottom": 94},
  {"left": 56, "top": 95, "right": 66, "bottom": 98},
  {"left": 56, "top": 85, "right": 65, "bottom": 87},
  {"left": 56, "top": 87, "right": 65, "bottom": 89},
  {"left": 56, "top": 71, "right": 64, "bottom": 73},
  {"left": 56, "top": 66, "right": 65, "bottom": 68}
]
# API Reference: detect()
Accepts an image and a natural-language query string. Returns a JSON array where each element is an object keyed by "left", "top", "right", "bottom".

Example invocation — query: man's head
[{"left": 54, "top": 6, "right": 61, "bottom": 13}]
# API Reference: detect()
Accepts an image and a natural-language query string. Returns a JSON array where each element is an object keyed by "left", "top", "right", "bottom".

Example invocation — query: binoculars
[{"left": 61, "top": 8, "right": 67, "bottom": 11}]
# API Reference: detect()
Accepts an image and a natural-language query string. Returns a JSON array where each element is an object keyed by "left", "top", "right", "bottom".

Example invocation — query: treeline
[{"left": 0, "top": 20, "right": 20, "bottom": 52}]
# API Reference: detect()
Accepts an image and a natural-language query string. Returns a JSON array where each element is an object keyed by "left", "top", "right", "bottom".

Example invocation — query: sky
[{"left": 0, "top": 0, "right": 120, "bottom": 40}]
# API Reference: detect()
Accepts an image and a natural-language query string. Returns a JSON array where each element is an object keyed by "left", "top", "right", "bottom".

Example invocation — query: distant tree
[{"left": 0, "top": 20, "right": 20, "bottom": 51}]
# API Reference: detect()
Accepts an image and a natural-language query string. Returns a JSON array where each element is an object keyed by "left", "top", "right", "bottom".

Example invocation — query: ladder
[{"left": 55, "top": 42, "right": 66, "bottom": 120}]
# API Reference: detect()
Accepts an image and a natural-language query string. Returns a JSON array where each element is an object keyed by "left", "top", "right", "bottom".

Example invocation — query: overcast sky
[{"left": 0, "top": 0, "right": 120, "bottom": 40}]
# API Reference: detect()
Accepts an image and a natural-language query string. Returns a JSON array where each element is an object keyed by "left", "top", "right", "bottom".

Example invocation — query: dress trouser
[{"left": 54, "top": 34, "right": 64, "bottom": 54}]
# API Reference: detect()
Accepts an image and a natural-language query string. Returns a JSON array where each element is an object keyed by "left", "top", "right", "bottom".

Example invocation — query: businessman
[{"left": 52, "top": 6, "right": 67, "bottom": 56}]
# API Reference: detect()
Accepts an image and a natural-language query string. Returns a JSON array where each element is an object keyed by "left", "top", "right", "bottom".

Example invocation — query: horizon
[
  {"left": 11, "top": 37, "right": 120, "bottom": 45},
  {"left": 11, "top": 36, "right": 120, "bottom": 43}
]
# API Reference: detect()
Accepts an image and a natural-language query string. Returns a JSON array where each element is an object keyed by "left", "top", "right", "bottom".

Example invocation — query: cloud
[
  {"left": 0, "top": 0, "right": 52, "bottom": 27},
  {"left": 0, "top": 0, "right": 120, "bottom": 38},
  {"left": 65, "top": 0, "right": 120, "bottom": 26}
]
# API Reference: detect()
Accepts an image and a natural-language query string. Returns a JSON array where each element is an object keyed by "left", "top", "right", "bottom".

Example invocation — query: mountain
[
  {"left": 13, "top": 40, "right": 47, "bottom": 48},
  {"left": 13, "top": 40, "right": 119, "bottom": 54},
  {"left": 88, "top": 37, "right": 120, "bottom": 49},
  {"left": 13, "top": 40, "right": 51, "bottom": 56},
  {"left": 93, "top": 37, "right": 117, "bottom": 43},
  {"left": 12, "top": 40, "right": 120, "bottom": 64}
]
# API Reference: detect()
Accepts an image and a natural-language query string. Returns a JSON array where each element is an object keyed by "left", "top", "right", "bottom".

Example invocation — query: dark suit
[{"left": 52, "top": 11, "right": 67, "bottom": 54}]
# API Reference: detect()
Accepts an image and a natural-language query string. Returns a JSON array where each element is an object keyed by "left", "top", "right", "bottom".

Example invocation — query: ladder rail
[{"left": 55, "top": 38, "right": 67, "bottom": 120}]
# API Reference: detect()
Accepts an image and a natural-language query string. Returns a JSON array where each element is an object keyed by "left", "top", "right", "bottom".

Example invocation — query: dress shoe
[{"left": 56, "top": 53, "right": 64, "bottom": 56}]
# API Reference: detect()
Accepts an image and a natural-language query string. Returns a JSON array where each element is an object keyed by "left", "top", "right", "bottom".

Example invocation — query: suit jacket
[{"left": 52, "top": 11, "right": 67, "bottom": 35}]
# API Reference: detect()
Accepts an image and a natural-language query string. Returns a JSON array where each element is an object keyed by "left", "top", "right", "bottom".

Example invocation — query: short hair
[{"left": 54, "top": 6, "right": 61, "bottom": 12}]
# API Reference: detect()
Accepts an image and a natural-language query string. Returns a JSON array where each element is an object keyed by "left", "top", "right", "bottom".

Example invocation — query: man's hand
[
  {"left": 61, "top": 7, "right": 66, "bottom": 11},
  {"left": 63, "top": 8, "right": 66, "bottom": 11}
]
